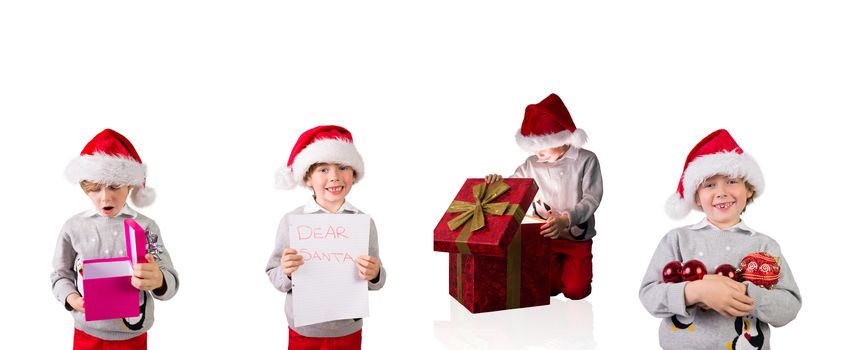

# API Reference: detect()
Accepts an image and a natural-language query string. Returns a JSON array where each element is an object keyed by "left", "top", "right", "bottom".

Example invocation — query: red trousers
[
  {"left": 549, "top": 239, "right": 593, "bottom": 300},
  {"left": 288, "top": 328, "right": 362, "bottom": 350},
  {"left": 73, "top": 329, "right": 147, "bottom": 350}
]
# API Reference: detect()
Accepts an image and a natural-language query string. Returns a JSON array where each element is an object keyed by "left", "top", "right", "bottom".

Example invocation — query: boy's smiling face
[
  {"left": 306, "top": 163, "right": 355, "bottom": 212},
  {"left": 85, "top": 183, "right": 130, "bottom": 217},
  {"left": 695, "top": 175, "right": 754, "bottom": 229}
]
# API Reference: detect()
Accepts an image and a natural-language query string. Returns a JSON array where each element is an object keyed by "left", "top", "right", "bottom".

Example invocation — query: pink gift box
[{"left": 82, "top": 219, "right": 147, "bottom": 321}]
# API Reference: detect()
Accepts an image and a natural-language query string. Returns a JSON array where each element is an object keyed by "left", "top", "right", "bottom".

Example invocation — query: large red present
[{"left": 434, "top": 178, "right": 551, "bottom": 313}]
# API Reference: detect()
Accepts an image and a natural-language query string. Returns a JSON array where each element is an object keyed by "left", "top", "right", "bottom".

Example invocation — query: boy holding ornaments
[{"left": 639, "top": 129, "right": 801, "bottom": 349}]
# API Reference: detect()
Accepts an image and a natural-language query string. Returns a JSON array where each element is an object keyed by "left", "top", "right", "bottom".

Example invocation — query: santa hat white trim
[
  {"left": 515, "top": 128, "right": 587, "bottom": 152},
  {"left": 65, "top": 152, "right": 156, "bottom": 207},
  {"left": 665, "top": 151, "right": 764, "bottom": 218},
  {"left": 275, "top": 138, "right": 365, "bottom": 190},
  {"left": 66, "top": 153, "right": 146, "bottom": 186}
]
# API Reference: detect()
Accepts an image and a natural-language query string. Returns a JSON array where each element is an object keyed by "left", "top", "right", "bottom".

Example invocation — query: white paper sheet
[{"left": 289, "top": 214, "right": 371, "bottom": 327}]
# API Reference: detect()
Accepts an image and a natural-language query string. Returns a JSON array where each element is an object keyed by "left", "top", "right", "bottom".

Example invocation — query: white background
[{"left": 1, "top": 1, "right": 842, "bottom": 349}]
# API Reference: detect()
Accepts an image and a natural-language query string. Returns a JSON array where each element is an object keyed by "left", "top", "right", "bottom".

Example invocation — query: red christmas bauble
[
  {"left": 714, "top": 264, "right": 740, "bottom": 281},
  {"left": 662, "top": 261, "right": 683, "bottom": 283},
  {"left": 739, "top": 252, "right": 780, "bottom": 289},
  {"left": 681, "top": 260, "right": 707, "bottom": 281}
]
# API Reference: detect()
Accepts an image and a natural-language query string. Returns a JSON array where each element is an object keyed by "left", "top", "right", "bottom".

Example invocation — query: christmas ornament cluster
[{"left": 662, "top": 252, "right": 780, "bottom": 289}]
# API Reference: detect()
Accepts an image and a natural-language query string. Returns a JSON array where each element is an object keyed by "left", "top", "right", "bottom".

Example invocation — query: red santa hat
[
  {"left": 666, "top": 129, "right": 764, "bottom": 218},
  {"left": 515, "top": 93, "right": 588, "bottom": 152},
  {"left": 275, "top": 125, "right": 365, "bottom": 190},
  {"left": 65, "top": 129, "right": 156, "bottom": 207}
]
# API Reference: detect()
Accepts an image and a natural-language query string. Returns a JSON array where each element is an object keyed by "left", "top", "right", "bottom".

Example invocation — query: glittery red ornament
[
  {"left": 681, "top": 260, "right": 707, "bottom": 281},
  {"left": 739, "top": 252, "right": 780, "bottom": 289},
  {"left": 662, "top": 261, "right": 683, "bottom": 283},
  {"left": 714, "top": 264, "right": 740, "bottom": 281}
]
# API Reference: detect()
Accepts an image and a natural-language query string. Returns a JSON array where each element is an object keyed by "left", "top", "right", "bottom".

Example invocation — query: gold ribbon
[
  {"left": 456, "top": 254, "right": 463, "bottom": 303},
  {"left": 447, "top": 181, "right": 517, "bottom": 254}
]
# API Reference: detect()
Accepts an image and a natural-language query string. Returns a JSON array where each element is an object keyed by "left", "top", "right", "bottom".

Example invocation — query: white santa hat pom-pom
[
  {"left": 664, "top": 192, "right": 692, "bottom": 219},
  {"left": 131, "top": 187, "right": 156, "bottom": 207},
  {"left": 275, "top": 167, "right": 297, "bottom": 190}
]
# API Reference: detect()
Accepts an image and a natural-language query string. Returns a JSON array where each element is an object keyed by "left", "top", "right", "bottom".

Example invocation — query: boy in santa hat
[
  {"left": 639, "top": 129, "right": 801, "bottom": 349},
  {"left": 266, "top": 125, "right": 386, "bottom": 349},
  {"left": 486, "top": 93, "right": 602, "bottom": 300},
  {"left": 51, "top": 129, "right": 179, "bottom": 350}
]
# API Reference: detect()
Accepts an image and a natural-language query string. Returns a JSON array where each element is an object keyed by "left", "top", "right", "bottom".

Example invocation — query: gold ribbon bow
[
  {"left": 447, "top": 181, "right": 522, "bottom": 254},
  {"left": 447, "top": 181, "right": 512, "bottom": 232}
]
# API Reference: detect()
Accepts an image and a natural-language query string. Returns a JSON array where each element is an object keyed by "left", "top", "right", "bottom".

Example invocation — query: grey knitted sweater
[
  {"left": 639, "top": 219, "right": 801, "bottom": 350},
  {"left": 50, "top": 206, "right": 179, "bottom": 340}
]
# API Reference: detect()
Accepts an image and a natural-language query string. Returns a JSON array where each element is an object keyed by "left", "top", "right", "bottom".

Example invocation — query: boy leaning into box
[
  {"left": 266, "top": 125, "right": 386, "bottom": 349},
  {"left": 50, "top": 129, "right": 179, "bottom": 350},
  {"left": 486, "top": 93, "right": 603, "bottom": 300},
  {"left": 639, "top": 129, "right": 800, "bottom": 349}
]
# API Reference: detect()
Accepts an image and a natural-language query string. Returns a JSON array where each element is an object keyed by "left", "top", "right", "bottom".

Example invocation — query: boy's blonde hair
[
  {"left": 80, "top": 180, "right": 103, "bottom": 193},
  {"left": 79, "top": 180, "right": 130, "bottom": 193},
  {"left": 745, "top": 182, "right": 757, "bottom": 208}
]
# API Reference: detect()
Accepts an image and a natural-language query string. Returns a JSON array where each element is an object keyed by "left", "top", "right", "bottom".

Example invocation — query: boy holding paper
[
  {"left": 267, "top": 125, "right": 386, "bottom": 349},
  {"left": 50, "top": 129, "right": 179, "bottom": 349}
]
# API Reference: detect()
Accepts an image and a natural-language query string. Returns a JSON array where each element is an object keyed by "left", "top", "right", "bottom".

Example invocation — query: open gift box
[
  {"left": 434, "top": 179, "right": 551, "bottom": 313},
  {"left": 81, "top": 218, "right": 147, "bottom": 321}
]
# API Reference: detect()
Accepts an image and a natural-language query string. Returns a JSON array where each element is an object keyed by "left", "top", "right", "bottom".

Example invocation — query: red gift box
[{"left": 434, "top": 179, "right": 551, "bottom": 313}]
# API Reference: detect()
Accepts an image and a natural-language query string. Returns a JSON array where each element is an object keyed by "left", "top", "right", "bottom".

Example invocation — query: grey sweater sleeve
[
  {"left": 745, "top": 242, "right": 802, "bottom": 327},
  {"left": 50, "top": 221, "right": 80, "bottom": 310},
  {"left": 566, "top": 152, "right": 603, "bottom": 227},
  {"left": 266, "top": 215, "right": 293, "bottom": 293},
  {"left": 147, "top": 221, "right": 179, "bottom": 301},
  {"left": 639, "top": 230, "right": 697, "bottom": 318},
  {"left": 367, "top": 218, "right": 386, "bottom": 290}
]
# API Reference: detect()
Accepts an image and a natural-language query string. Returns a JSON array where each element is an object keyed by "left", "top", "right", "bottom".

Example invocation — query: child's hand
[
  {"left": 131, "top": 254, "right": 164, "bottom": 291},
  {"left": 485, "top": 174, "right": 503, "bottom": 183},
  {"left": 540, "top": 212, "right": 570, "bottom": 239},
  {"left": 67, "top": 293, "right": 85, "bottom": 312},
  {"left": 356, "top": 256, "right": 380, "bottom": 282},
  {"left": 685, "top": 275, "right": 754, "bottom": 318},
  {"left": 281, "top": 248, "right": 304, "bottom": 277}
]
